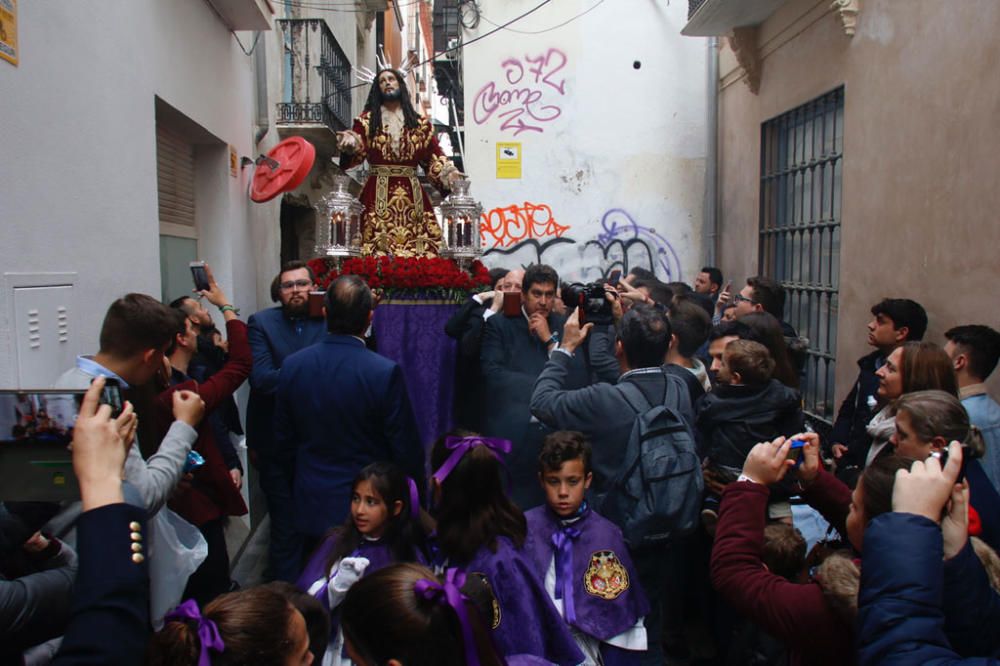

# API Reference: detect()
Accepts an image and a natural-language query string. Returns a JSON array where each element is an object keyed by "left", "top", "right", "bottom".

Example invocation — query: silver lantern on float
[
  {"left": 440, "top": 178, "right": 483, "bottom": 268},
  {"left": 314, "top": 175, "right": 363, "bottom": 263}
]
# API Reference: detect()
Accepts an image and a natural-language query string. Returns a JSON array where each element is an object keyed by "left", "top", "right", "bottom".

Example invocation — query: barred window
[{"left": 759, "top": 87, "right": 844, "bottom": 427}]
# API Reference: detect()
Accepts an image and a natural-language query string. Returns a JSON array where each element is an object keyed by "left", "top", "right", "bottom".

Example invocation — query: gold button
[
  {"left": 131, "top": 543, "right": 143, "bottom": 553},
  {"left": 129, "top": 521, "right": 141, "bottom": 531},
  {"left": 130, "top": 532, "right": 142, "bottom": 542},
  {"left": 132, "top": 553, "right": 145, "bottom": 564}
]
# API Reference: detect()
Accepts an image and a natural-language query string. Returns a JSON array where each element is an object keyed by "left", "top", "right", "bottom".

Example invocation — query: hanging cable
[{"left": 478, "top": 0, "right": 605, "bottom": 35}]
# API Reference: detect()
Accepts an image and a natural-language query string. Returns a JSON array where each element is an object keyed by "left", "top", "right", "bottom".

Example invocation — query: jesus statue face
[{"left": 378, "top": 70, "right": 403, "bottom": 102}]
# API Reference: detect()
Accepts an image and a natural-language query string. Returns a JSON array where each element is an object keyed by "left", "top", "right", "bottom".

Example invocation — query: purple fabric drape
[{"left": 373, "top": 301, "right": 459, "bottom": 449}]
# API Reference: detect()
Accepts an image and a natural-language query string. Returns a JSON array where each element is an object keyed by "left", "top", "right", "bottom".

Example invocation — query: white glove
[{"left": 330, "top": 556, "right": 370, "bottom": 593}]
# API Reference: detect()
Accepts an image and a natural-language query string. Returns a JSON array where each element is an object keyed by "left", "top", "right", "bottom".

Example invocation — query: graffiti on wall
[
  {"left": 472, "top": 48, "right": 568, "bottom": 136},
  {"left": 483, "top": 207, "right": 683, "bottom": 283},
  {"left": 480, "top": 201, "right": 570, "bottom": 249},
  {"left": 587, "top": 208, "right": 683, "bottom": 282}
]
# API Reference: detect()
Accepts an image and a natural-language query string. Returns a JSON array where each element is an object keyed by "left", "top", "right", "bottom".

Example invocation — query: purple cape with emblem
[
  {"left": 459, "top": 536, "right": 584, "bottom": 666},
  {"left": 523, "top": 506, "right": 650, "bottom": 642}
]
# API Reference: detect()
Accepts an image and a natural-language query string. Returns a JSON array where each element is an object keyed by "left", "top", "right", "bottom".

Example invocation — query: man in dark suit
[
  {"left": 247, "top": 260, "right": 326, "bottom": 582},
  {"left": 480, "top": 264, "right": 586, "bottom": 508},
  {"left": 529, "top": 304, "right": 693, "bottom": 666},
  {"left": 274, "top": 275, "right": 424, "bottom": 551}
]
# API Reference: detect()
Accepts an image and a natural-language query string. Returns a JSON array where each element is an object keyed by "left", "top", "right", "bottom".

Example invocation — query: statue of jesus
[{"left": 336, "top": 68, "right": 463, "bottom": 257}]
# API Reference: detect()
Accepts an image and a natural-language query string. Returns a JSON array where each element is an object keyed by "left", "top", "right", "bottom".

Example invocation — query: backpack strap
[{"left": 619, "top": 370, "right": 676, "bottom": 415}]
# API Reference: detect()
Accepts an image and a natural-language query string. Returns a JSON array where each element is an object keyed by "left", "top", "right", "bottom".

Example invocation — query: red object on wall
[{"left": 249, "top": 137, "right": 316, "bottom": 203}]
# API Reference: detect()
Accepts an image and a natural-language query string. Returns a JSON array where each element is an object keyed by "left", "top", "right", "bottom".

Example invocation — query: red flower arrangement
[{"left": 307, "top": 256, "right": 492, "bottom": 302}]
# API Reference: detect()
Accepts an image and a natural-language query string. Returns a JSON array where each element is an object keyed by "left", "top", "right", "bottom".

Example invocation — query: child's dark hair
[
  {"left": 325, "top": 461, "right": 425, "bottom": 572},
  {"left": 430, "top": 429, "right": 526, "bottom": 564},
  {"left": 148, "top": 587, "right": 300, "bottom": 666},
  {"left": 262, "top": 581, "right": 330, "bottom": 664},
  {"left": 538, "top": 430, "right": 592, "bottom": 475},
  {"left": 762, "top": 524, "right": 806, "bottom": 581},
  {"left": 724, "top": 339, "right": 775, "bottom": 386},
  {"left": 341, "top": 563, "right": 505, "bottom": 666},
  {"left": 859, "top": 455, "right": 917, "bottom": 524}
]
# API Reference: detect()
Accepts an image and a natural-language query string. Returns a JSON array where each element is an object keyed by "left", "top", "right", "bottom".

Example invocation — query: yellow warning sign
[
  {"left": 0, "top": 0, "right": 18, "bottom": 67},
  {"left": 496, "top": 142, "right": 522, "bottom": 179}
]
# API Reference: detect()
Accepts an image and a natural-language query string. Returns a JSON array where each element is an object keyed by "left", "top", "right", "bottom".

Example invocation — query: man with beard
[
  {"left": 247, "top": 260, "right": 326, "bottom": 581},
  {"left": 336, "top": 68, "right": 463, "bottom": 257}
]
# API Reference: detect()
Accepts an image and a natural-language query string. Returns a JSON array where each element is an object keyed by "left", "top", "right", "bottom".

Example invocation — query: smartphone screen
[
  {"left": 189, "top": 261, "right": 210, "bottom": 291},
  {"left": 308, "top": 291, "right": 326, "bottom": 318},
  {"left": 503, "top": 291, "right": 522, "bottom": 317},
  {"left": 608, "top": 269, "right": 622, "bottom": 288}
]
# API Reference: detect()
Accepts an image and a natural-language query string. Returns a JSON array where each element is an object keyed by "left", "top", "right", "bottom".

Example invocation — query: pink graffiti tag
[
  {"left": 472, "top": 49, "right": 568, "bottom": 135},
  {"left": 480, "top": 202, "right": 570, "bottom": 249}
]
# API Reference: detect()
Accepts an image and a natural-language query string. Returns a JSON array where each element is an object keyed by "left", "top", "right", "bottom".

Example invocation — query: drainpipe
[
  {"left": 254, "top": 31, "right": 270, "bottom": 145},
  {"left": 704, "top": 37, "right": 719, "bottom": 266}
]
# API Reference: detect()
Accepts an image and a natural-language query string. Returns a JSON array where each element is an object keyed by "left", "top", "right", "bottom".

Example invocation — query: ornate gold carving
[
  {"left": 728, "top": 26, "right": 762, "bottom": 95},
  {"left": 831, "top": 0, "right": 860, "bottom": 37},
  {"left": 361, "top": 185, "right": 440, "bottom": 258}
]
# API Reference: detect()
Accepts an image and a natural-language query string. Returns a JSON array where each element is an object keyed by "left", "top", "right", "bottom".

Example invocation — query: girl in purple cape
[
  {"left": 296, "top": 462, "right": 427, "bottom": 665},
  {"left": 429, "top": 431, "right": 585, "bottom": 666}
]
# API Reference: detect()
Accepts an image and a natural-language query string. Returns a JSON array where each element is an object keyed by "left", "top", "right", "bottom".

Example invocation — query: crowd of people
[{"left": 2, "top": 258, "right": 1000, "bottom": 666}]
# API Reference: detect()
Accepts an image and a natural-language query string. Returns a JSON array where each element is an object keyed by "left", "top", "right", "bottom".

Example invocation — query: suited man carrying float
[{"left": 274, "top": 275, "right": 425, "bottom": 556}]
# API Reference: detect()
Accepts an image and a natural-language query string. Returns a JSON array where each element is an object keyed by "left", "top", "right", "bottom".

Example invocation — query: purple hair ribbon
[
  {"left": 406, "top": 476, "right": 421, "bottom": 520},
  {"left": 551, "top": 526, "right": 581, "bottom": 624},
  {"left": 432, "top": 436, "right": 513, "bottom": 484},
  {"left": 414, "top": 568, "right": 478, "bottom": 666},
  {"left": 165, "top": 599, "right": 225, "bottom": 666}
]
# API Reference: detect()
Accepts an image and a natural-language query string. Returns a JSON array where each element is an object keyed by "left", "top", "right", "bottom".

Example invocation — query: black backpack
[{"left": 598, "top": 375, "right": 703, "bottom": 547}]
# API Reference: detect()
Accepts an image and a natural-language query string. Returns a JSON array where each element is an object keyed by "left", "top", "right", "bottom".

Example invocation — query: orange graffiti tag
[{"left": 480, "top": 202, "right": 570, "bottom": 249}]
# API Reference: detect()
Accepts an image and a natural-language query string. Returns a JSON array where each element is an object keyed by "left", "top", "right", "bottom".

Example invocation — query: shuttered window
[{"left": 156, "top": 125, "right": 196, "bottom": 238}]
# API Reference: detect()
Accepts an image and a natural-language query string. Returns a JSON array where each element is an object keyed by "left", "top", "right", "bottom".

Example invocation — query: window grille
[{"left": 759, "top": 87, "right": 844, "bottom": 427}]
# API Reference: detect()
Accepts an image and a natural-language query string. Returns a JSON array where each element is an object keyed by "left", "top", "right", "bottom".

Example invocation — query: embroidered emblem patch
[
  {"left": 583, "top": 550, "right": 629, "bottom": 600},
  {"left": 469, "top": 572, "right": 502, "bottom": 629}
]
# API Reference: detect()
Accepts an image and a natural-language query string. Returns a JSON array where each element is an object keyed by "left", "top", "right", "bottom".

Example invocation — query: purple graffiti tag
[
  {"left": 596, "top": 208, "right": 683, "bottom": 282},
  {"left": 472, "top": 48, "right": 568, "bottom": 136}
]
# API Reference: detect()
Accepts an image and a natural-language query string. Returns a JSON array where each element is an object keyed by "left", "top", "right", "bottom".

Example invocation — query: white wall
[
  {"left": 0, "top": 1, "right": 263, "bottom": 385},
  {"left": 463, "top": 0, "right": 709, "bottom": 284}
]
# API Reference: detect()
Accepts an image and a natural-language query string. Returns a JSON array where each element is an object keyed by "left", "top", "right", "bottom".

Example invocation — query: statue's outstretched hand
[
  {"left": 448, "top": 170, "right": 466, "bottom": 186},
  {"left": 336, "top": 131, "right": 357, "bottom": 154}
]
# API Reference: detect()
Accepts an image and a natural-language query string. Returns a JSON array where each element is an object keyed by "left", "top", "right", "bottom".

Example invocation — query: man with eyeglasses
[{"left": 246, "top": 260, "right": 326, "bottom": 582}]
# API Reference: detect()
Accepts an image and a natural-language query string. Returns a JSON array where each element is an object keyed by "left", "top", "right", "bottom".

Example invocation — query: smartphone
[
  {"left": 786, "top": 439, "right": 805, "bottom": 465},
  {"left": 308, "top": 291, "right": 326, "bottom": 318},
  {"left": 190, "top": 261, "right": 210, "bottom": 292},
  {"left": 502, "top": 291, "right": 522, "bottom": 317},
  {"left": 608, "top": 269, "right": 622, "bottom": 288},
  {"left": 99, "top": 377, "right": 124, "bottom": 418},
  {"left": 936, "top": 443, "right": 976, "bottom": 483}
]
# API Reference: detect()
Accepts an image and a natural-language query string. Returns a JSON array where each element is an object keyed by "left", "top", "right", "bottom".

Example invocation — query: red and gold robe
[{"left": 341, "top": 109, "right": 456, "bottom": 257}]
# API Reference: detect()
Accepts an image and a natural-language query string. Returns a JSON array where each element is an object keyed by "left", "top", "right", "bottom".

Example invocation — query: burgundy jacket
[
  {"left": 157, "top": 319, "right": 252, "bottom": 526},
  {"left": 711, "top": 472, "right": 855, "bottom": 666}
]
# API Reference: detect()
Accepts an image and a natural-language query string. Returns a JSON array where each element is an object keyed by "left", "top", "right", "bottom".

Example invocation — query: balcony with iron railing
[{"left": 276, "top": 18, "right": 352, "bottom": 154}]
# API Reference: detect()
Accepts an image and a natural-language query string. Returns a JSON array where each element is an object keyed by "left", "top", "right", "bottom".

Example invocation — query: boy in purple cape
[
  {"left": 524, "top": 432, "right": 650, "bottom": 665},
  {"left": 430, "top": 432, "right": 585, "bottom": 666}
]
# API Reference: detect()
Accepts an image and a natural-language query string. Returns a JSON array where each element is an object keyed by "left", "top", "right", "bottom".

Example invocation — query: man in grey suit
[{"left": 530, "top": 303, "right": 693, "bottom": 666}]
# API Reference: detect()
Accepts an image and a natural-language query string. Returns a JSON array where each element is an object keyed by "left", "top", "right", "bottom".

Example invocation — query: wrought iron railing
[
  {"left": 276, "top": 18, "right": 352, "bottom": 132},
  {"left": 759, "top": 87, "right": 845, "bottom": 428}
]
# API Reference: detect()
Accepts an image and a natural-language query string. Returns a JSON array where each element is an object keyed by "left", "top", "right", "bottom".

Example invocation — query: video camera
[{"left": 562, "top": 282, "right": 614, "bottom": 326}]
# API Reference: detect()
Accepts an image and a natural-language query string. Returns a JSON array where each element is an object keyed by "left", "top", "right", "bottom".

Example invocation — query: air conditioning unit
[{"left": 362, "top": 0, "right": 389, "bottom": 10}]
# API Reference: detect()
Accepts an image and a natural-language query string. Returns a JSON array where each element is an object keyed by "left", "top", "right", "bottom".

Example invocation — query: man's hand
[
  {"left": 603, "top": 284, "right": 624, "bottom": 322},
  {"left": 715, "top": 281, "right": 732, "bottom": 313},
  {"left": 942, "top": 480, "right": 970, "bottom": 560},
  {"left": 831, "top": 443, "right": 849, "bottom": 460},
  {"left": 229, "top": 468, "right": 243, "bottom": 491},
  {"left": 741, "top": 436, "right": 795, "bottom": 485},
  {"left": 616, "top": 280, "right": 648, "bottom": 308},
  {"left": 172, "top": 390, "right": 206, "bottom": 428},
  {"left": 196, "top": 263, "right": 231, "bottom": 310},
  {"left": 335, "top": 130, "right": 357, "bottom": 154},
  {"left": 115, "top": 400, "right": 138, "bottom": 452},
  {"left": 528, "top": 312, "right": 552, "bottom": 344},
  {"left": 561, "top": 307, "right": 593, "bottom": 354},
  {"left": 792, "top": 432, "right": 822, "bottom": 486},
  {"left": 23, "top": 532, "right": 50, "bottom": 554},
  {"left": 702, "top": 462, "right": 728, "bottom": 495},
  {"left": 72, "top": 377, "right": 127, "bottom": 511},
  {"left": 892, "top": 441, "right": 963, "bottom": 523}
]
